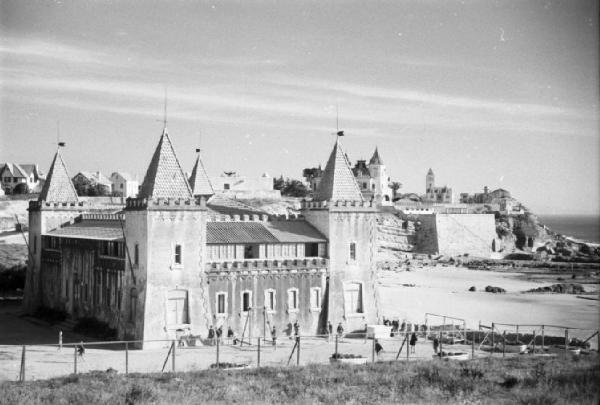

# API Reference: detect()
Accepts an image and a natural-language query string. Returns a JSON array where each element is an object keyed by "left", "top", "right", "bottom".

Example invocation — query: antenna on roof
[
  {"left": 196, "top": 129, "right": 202, "bottom": 154},
  {"left": 336, "top": 103, "right": 339, "bottom": 132},
  {"left": 163, "top": 86, "right": 168, "bottom": 130}
]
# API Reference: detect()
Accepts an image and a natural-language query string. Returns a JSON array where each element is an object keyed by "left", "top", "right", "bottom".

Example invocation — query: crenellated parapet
[
  {"left": 29, "top": 200, "right": 87, "bottom": 211},
  {"left": 207, "top": 213, "right": 309, "bottom": 222},
  {"left": 79, "top": 213, "right": 125, "bottom": 221},
  {"left": 206, "top": 257, "right": 329, "bottom": 276},
  {"left": 125, "top": 196, "right": 207, "bottom": 211},
  {"left": 301, "top": 199, "right": 377, "bottom": 211}
]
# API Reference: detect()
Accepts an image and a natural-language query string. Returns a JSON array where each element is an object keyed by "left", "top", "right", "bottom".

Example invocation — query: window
[
  {"left": 216, "top": 292, "right": 227, "bottom": 315},
  {"left": 134, "top": 243, "right": 139, "bottom": 265},
  {"left": 305, "top": 243, "right": 319, "bottom": 257},
  {"left": 287, "top": 288, "right": 298, "bottom": 311},
  {"left": 264, "top": 289, "right": 276, "bottom": 312},
  {"left": 224, "top": 183, "right": 230, "bottom": 190},
  {"left": 33, "top": 237, "right": 36, "bottom": 254},
  {"left": 120, "top": 183, "right": 123, "bottom": 189},
  {"left": 242, "top": 291, "right": 252, "bottom": 312},
  {"left": 167, "top": 290, "right": 189, "bottom": 325},
  {"left": 344, "top": 282, "right": 363, "bottom": 314},
  {"left": 362, "top": 182, "right": 367, "bottom": 189},
  {"left": 174, "top": 244, "right": 182, "bottom": 265},
  {"left": 244, "top": 244, "right": 259, "bottom": 259},
  {"left": 349, "top": 242, "right": 356, "bottom": 261},
  {"left": 310, "top": 287, "right": 321, "bottom": 310}
]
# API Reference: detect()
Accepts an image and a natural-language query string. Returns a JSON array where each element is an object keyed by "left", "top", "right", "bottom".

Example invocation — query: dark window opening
[
  {"left": 349, "top": 242, "right": 356, "bottom": 261},
  {"left": 242, "top": 292, "right": 251, "bottom": 312},
  {"left": 244, "top": 244, "right": 259, "bottom": 259},
  {"left": 217, "top": 293, "right": 226, "bottom": 314},
  {"left": 305, "top": 243, "right": 319, "bottom": 257},
  {"left": 224, "top": 183, "right": 230, "bottom": 190},
  {"left": 134, "top": 244, "right": 139, "bottom": 265},
  {"left": 174, "top": 244, "right": 182, "bottom": 264}
]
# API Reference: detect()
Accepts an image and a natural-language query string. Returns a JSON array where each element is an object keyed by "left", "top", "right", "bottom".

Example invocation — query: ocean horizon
[{"left": 538, "top": 214, "right": 600, "bottom": 244}]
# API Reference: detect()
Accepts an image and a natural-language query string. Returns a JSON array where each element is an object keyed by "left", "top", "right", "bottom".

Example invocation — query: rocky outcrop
[{"left": 526, "top": 283, "right": 585, "bottom": 294}]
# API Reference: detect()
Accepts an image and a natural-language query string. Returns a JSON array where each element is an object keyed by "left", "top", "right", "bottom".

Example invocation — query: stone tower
[
  {"left": 368, "top": 147, "right": 392, "bottom": 205},
  {"left": 188, "top": 149, "right": 214, "bottom": 199},
  {"left": 24, "top": 147, "right": 85, "bottom": 313},
  {"left": 426, "top": 168, "right": 435, "bottom": 193},
  {"left": 302, "top": 135, "right": 379, "bottom": 332},
  {"left": 122, "top": 126, "right": 210, "bottom": 346}
]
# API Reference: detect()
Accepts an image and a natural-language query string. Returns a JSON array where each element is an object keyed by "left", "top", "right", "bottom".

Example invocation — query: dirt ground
[{"left": 1, "top": 265, "right": 598, "bottom": 382}]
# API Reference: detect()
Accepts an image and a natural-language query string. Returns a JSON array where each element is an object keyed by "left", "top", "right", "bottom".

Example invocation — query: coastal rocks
[
  {"left": 468, "top": 286, "right": 476, "bottom": 292},
  {"left": 526, "top": 283, "right": 585, "bottom": 294},
  {"left": 484, "top": 286, "right": 506, "bottom": 293}
]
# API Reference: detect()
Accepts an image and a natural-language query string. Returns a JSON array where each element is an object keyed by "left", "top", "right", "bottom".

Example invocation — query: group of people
[{"left": 382, "top": 318, "right": 428, "bottom": 338}]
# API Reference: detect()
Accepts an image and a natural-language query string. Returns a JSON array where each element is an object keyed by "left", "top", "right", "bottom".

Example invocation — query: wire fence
[{"left": 2, "top": 326, "right": 598, "bottom": 382}]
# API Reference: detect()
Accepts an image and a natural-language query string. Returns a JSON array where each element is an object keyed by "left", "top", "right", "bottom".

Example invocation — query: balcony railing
[{"left": 206, "top": 257, "right": 328, "bottom": 275}]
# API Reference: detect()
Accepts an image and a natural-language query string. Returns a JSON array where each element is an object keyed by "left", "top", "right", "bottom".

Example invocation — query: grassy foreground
[{"left": 1, "top": 356, "right": 598, "bottom": 404}]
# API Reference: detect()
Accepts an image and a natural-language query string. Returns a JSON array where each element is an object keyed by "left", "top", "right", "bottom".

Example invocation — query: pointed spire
[
  {"left": 189, "top": 149, "right": 214, "bottom": 197},
  {"left": 369, "top": 147, "right": 383, "bottom": 165},
  {"left": 314, "top": 137, "right": 364, "bottom": 202},
  {"left": 138, "top": 131, "right": 193, "bottom": 199},
  {"left": 38, "top": 149, "right": 78, "bottom": 203},
  {"left": 427, "top": 168, "right": 434, "bottom": 175}
]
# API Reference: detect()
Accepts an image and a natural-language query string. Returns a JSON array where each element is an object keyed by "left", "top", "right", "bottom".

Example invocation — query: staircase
[{"left": 375, "top": 213, "right": 415, "bottom": 262}]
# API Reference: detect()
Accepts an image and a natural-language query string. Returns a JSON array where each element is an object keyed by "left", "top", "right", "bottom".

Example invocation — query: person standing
[
  {"left": 337, "top": 322, "right": 344, "bottom": 339},
  {"left": 410, "top": 332, "right": 417, "bottom": 353},
  {"left": 208, "top": 325, "right": 215, "bottom": 346},
  {"left": 327, "top": 321, "right": 333, "bottom": 341},
  {"left": 433, "top": 336, "right": 439, "bottom": 355},
  {"left": 58, "top": 330, "right": 63, "bottom": 351},
  {"left": 375, "top": 339, "right": 384, "bottom": 359},
  {"left": 216, "top": 326, "right": 223, "bottom": 345},
  {"left": 271, "top": 325, "right": 277, "bottom": 350},
  {"left": 227, "top": 326, "right": 234, "bottom": 345},
  {"left": 293, "top": 321, "right": 300, "bottom": 338}
]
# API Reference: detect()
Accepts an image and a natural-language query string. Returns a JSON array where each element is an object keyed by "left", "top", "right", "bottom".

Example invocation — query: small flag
[
  {"left": 196, "top": 148, "right": 201, "bottom": 153},
  {"left": 337, "top": 131, "right": 344, "bottom": 136},
  {"left": 58, "top": 142, "right": 66, "bottom": 147}
]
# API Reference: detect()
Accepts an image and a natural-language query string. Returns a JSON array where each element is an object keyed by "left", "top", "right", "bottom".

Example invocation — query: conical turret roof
[
  {"left": 138, "top": 128, "right": 193, "bottom": 199},
  {"left": 369, "top": 147, "right": 384, "bottom": 165},
  {"left": 314, "top": 137, "right": 364, "bottom": 202},
  {"left": 38, "top": 150, "right": 78, "bottom": 203},
  {"left": 427, "top": 168, "right": 434, "bottom": 175},
  {"left": 189, "top": 151, "right": 214, "bottom": 197}
]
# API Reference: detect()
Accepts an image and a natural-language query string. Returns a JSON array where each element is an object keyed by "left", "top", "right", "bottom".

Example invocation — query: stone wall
[{"left": 414, "top": 213, "right": 496, "bottom": 258}]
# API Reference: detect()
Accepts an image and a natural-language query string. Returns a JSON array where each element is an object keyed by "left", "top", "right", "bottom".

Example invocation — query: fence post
[
  {"left": 125, "top": 342, "right": 129, "bottom": 375},
  {"left": 74, "top": 346, "right": 78, "bottom": 374},
  {"left": 406, "top": 332, "right": 409, "bottom": 360},
  {"left": 257, "top": 337, "right": 261, "bottom": 368},
  {"left": 19, "top": 345, "right": 26, "bottom": 382},
  {"left": 172, "top": 340, "right": 176, "bottom": 372},
  {"left": 491, "top": 323, "right": 495, "bottom": 356},
  {"left": 541, "top": 325, "right": 545, "bottom": 350},
  {"left": 471, "top": 332, "right": 475, "bottom": 359},
  {"left": 335, "top": 334, "right": 338, "bottom": 356},
  {"left": 502, "top": 331, "right": 506, "bottom": 358},
  {"left": 532, "top": 331, "right": 536, "bottom": 355},
  {"left": 216, "top": 337, "right": 220, "bottom": 369},
  {"left": 296, "top": 337, "right": 301, "bottom": 366},
  {"left": 564, "top": 329, "right": 569, "bottom": 356},
  {"left": 439, "top": 331, "right": 443, "bottom": 356},
  {"left": 371, "top": 337, "right": 375, "bottom": 363}
]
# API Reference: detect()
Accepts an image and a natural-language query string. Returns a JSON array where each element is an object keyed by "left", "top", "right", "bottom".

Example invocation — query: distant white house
[
  {"left": 0, "top": 163, "right": 45, "bottom": 194},
  {"left": 110, "top": 172, "right": 139, "bottom": 197},
  {"left": 210, "top": 171, "right": 280, "bottom": 199}
]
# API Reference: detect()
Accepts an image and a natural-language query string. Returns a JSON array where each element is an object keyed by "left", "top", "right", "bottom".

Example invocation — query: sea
[{"left": 538, "top": 215, "right": 600, "bottom": 245}]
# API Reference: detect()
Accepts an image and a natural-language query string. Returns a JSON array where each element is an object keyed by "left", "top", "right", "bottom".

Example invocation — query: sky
[{"left": 0, "top": 0, "right": 598, "bottom": 215}]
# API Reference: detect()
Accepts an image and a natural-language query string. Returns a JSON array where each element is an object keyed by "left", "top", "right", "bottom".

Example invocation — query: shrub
[{"left": 34, "top": 306, "right": 67, "bottom": 324}]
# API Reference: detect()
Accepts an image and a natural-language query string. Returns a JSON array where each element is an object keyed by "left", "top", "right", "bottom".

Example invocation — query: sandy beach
[{"left": 378, "top": 266, "right": 600, "bottom": 345}]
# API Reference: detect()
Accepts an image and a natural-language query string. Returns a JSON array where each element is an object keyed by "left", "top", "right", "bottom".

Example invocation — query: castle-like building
[
  {"left": 305, "top": 147, "right": 393, "bottom": 206},
  {"left": 24, "top": 127, "right": 379, "bottom": 347},
  {"left": 423, "top": 168, "right": 455, "bottom": 204}
]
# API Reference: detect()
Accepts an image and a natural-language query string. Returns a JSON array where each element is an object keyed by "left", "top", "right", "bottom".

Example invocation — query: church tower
[
  {"left": 24, "top": 146, "right": 85, "bottom": 313},
  {"left": 426, "top": 168, "right": 435, "bottom": 193},
  {"left": 368, "top": 147, "right": 392, "bottom": 205},
  {"left": 123, "top": 126, "right": 210, "bottom": 346},
  {"left": 302, "top": 133, "right": 379, "bottom": 332}
]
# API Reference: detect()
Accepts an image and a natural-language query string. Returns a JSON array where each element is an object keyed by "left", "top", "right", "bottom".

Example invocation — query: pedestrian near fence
[{"left": 410, "top": 332, "right": 417, "bottom": 353}]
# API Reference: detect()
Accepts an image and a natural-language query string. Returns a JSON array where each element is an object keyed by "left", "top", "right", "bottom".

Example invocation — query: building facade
[
  {"left": 423, "top": 168, "right": 456, "bottom": 204},
  {"left": 25, "top": 127, "right": 380, "bottom": 347},
  {"left": 109, "top": 172, "right": 139, "bottom": 198},
  {"left": 0, "top": 163, "right": 45, "bottom": 194}
]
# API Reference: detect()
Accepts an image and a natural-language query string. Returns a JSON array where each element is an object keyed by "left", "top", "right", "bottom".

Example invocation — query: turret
[{"left": 426, "top": 168, "right": 435, "bottom": 193}]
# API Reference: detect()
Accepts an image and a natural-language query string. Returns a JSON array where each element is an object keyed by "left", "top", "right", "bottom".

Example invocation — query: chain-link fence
[{"left": 2, "top": 326, "right": 598, "bottom": 382}]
